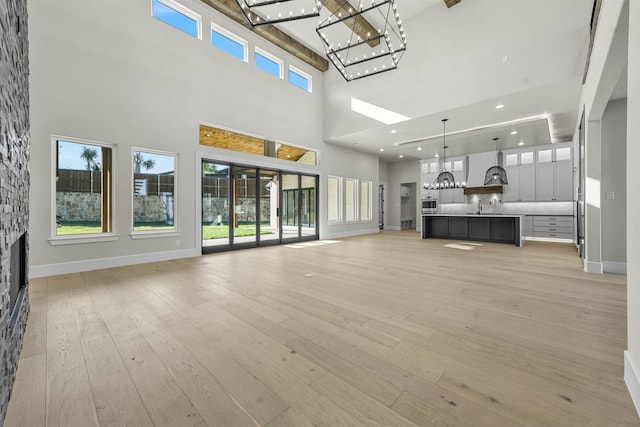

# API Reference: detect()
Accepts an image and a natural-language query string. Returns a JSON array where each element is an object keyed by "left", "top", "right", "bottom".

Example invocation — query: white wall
[
  {"left": 581, "top": 0, "right": 628, "bottom": 274},
  {"left": 601, "top": 98, "right": 627, "bottom": 270},
  {"left": 28, "top": 0, "right": 377, "bottom": 275},
  {"left": 626, "top": 0, "right": 640, "bottom": 417}
]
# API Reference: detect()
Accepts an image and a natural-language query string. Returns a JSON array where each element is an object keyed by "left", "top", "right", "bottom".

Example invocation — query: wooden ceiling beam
[
  {"left": 443, "top": 0, "right": 461, "bottom": 8},
  {"left": 200, "top": 0, "right": 329, "bottom": 71},
  {"left": 320, "top": 0, "right": 381, "bottom": 48}
]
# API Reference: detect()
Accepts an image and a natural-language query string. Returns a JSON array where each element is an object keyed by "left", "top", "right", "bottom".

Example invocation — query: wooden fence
[{"left": 56, "top": 169, "right": 175, "bottom": 195}]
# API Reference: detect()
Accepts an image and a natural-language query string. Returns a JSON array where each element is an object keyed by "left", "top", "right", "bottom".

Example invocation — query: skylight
[{"left": 350, "top": 98, "right": 410, "bottom": 125}]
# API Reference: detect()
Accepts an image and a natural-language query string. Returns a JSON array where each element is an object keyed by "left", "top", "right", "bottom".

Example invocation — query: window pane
[
  {"left": 133, "top": 150, "right": 176, "bottom": 232},
  {"left": 327, "top": 176, "right": 341, "bottom": 222},
  {"left": 289, "top": 69, "right": 309, "bottom": 91},
  {"left": 55, "top": 140, "right": 111, "bottom": 235},
  {"left": 212, "top": 29, "right": 245, "bottom": 60},
  {"left": 360, "top": 181, "right": 372, "bottom": 221},
  {"left": 345, "top": 178, "right": 358, "bottom": 222},
  {"left": 152, "top": 0, "right": 199, "bottom": 38},
  {"left": 256, "top": 52, "right": 281, "bottom": 78}
]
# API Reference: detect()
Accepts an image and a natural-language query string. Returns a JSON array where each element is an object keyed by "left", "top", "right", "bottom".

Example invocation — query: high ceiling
[{"left": 208, "top": 1, "right": 597, "bottom": 162}]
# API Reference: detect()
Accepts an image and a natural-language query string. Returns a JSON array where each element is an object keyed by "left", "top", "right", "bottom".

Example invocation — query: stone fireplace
[{"left": 0, "top": 0, "right": 30, "bottom": 422}]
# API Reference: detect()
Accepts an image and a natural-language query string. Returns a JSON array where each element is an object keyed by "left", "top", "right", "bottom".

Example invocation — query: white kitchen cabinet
[
  {"left": 535, "top": 144, "right": 573, "bottom": 201},
  {"left": 502, "top": 149, "right": 536, "bottom": 202},
  {"left": 440, "top": 188, "right": 465, "bottom": 203}
]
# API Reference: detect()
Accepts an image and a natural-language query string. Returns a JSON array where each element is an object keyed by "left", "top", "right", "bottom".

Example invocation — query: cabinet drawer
[
  {"left": 534, "top": 230, "right": 573, "bottom": 239},
  {"left": 533, "top": 216, "right": 573, "bottom": 223},
  {"left": 534, "top": 224, "right": 573, "bottom": 233}
]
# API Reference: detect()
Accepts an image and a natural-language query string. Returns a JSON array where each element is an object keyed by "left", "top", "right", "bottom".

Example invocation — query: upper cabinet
[
  {"left": 503, "top": 148, "right": 536, "bottom": 202},
  {"left": 535, "top": 143, "right": 573, "bottom": 201}
]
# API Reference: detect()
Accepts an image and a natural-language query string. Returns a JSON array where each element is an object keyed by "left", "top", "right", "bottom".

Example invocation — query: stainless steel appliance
[{"left": 422, "top": 198, "right": 437, "bottom": 213}]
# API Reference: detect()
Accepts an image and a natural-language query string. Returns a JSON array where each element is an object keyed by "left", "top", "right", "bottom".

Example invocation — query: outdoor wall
[
  {"left": 601, "top": 98, "right": 627, "bottom": 271},
  {"left": 0, "top": 0, "right": 30, "bottom": 422},
  {"left": 28, "top": 0, "right": 379, "bottom": 276}
]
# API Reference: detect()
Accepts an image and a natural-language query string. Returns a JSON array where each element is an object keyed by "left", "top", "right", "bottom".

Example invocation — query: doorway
[{"left": 201, "top": 159, "right": 318, "bottom": 253}]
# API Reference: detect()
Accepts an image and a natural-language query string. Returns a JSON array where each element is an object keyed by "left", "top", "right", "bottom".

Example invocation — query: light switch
[{"left": 606, "top": 192, "right": 615, "bottom": 200}]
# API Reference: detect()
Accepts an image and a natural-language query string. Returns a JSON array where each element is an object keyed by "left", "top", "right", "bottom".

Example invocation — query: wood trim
[
  {"left": 443, "top": 0, "right": 461, "bottom": 8},
  {"left": 463, "top": 185, "right": 503, "bottom": 195},
  {"left": 200, "top": 0, "right": 329, "bottom": 72}
]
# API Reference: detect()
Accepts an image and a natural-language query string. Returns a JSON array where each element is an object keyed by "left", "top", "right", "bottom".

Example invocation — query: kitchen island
[{"left": 422, "top": 213, "right": 525, "bottom": 247}]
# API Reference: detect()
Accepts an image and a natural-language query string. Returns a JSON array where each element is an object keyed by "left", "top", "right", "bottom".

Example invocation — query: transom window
[
  {"left": 151, "top": 0, "right": 202, "bottom": 39},
  {"left": 288, "top": 65, "right": 312, "bottom": 92},
  {"left": 255, "top": 47, "right": 283, "bottom": 79},
  {"left": 211, "top": 23, "right": 247, "bottom": 61}
]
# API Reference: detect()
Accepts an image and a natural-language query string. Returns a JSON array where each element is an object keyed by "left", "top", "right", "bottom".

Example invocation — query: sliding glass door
[
  {"left": 202, "top": 160, "right": 318, "bottom": 253},
  {"left": 202, "top": 162, "right": 231, "bottom": 249},
  {"left": 259, "top": 169, "right": 280, "bottom": 245}
]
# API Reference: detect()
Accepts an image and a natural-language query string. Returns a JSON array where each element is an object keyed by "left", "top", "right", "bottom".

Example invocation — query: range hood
[{"left": 465, "top": 151, "right": 504, "bottom": 194}]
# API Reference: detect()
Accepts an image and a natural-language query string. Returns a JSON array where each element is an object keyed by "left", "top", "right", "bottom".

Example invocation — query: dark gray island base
[{"left": 422, "top": 214, "right": 524, "bottom": 247}]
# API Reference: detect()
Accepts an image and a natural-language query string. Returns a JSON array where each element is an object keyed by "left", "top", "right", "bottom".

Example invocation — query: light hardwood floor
[{"left": 6, "top": 231, "right": 640, "bottom": 426}]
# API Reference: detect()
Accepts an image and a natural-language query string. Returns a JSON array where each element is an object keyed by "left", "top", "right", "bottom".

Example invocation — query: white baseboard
[
  {"left": 385, "top": 226, "right": 401, "bottom": 231},
  {"left": 603, "top": 261, "right": 627, "bottom": 274},
  {"left": 625, "top": 351, "right": 640, "bottom": 418},
  {"left": 320, "top": 228, "right": 379, "bottom": 240},
  {"left": 584, "top": 260, "right": 604, "bottom": 274},
  {"left": 29, "top": 248, "right": 200, "bottom": 278}
]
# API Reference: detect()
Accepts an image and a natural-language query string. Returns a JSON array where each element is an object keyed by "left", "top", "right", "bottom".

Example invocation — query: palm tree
[
  {"left": 133, "top": 152, "right": 156, "bottom": 173},
  {"left": 80, "top": 146, "right": 99, "bottom": 171}
]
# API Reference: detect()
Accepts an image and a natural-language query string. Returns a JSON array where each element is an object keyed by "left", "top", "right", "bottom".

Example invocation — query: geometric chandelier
[
  {"left": 317, "top": 0, "right": 407, "bottom": 81},
  {"left": 235, "top": 0, "right": 323, "bottom": 26}
]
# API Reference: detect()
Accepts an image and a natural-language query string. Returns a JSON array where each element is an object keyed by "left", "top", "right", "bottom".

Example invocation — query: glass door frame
[{"left": 201, "top": 158, "right": 318, "bottom": 254}]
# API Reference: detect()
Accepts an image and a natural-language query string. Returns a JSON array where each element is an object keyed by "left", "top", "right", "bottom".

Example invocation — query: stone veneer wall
[{"left": 0, "top": 0, "right": 30, "bottom": 422}]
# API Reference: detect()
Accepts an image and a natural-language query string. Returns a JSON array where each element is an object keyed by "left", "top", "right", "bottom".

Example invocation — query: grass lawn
[
  {"left": 57, "top": 221, "right": 175, "bottom": 235},
  {"left": 203, "top": 224, "right": 272, "bottom": 239},
  {"left": 57, "top": 221, "right": 272, "bottom": 239}
]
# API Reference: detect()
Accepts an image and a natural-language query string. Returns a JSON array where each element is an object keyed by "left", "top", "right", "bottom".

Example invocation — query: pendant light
[
  {"left": 435, "top": 119, "right": 455, "bottom": 188},
  {"left": 484, "top": 137, "right": 508, "bottom": 185}
]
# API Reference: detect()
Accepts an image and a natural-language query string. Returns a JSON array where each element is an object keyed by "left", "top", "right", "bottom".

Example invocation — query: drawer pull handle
[{"left": 549, "top": 228, "right": 556, "bottom": 231}]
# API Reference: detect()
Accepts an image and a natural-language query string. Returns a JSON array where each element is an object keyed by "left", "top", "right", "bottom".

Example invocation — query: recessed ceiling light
[
  {"left": 510, "top": 130, "right": 518, "bottom": 135},
  {"left": 417, "top": 146, "right": 422, "bottom": 151},
  {"left": 379, "top": 148, "right": 384, "bottom": 152},
  {"left": 390, "top": 129, "right": 397, "bottom": 134},
  {"left": 435, "top": 154, "right": 439, "bottom": 158},
  {"left": 399, "top": 154, "right": 404, "bottom": 158},
  {"left": 518, "top": 141, "right": 524, "bottom": 146},
  {"left": 496, "top": 104, "right": 504, "bottom": 109}
]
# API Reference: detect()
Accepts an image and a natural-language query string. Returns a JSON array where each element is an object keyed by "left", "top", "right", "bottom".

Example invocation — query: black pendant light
[
  {"left": 435, "top": 119, "right": 455, "bottom": 188},
  {"left": 484, "top": 137, "right": 508, "bottom": 185}
]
